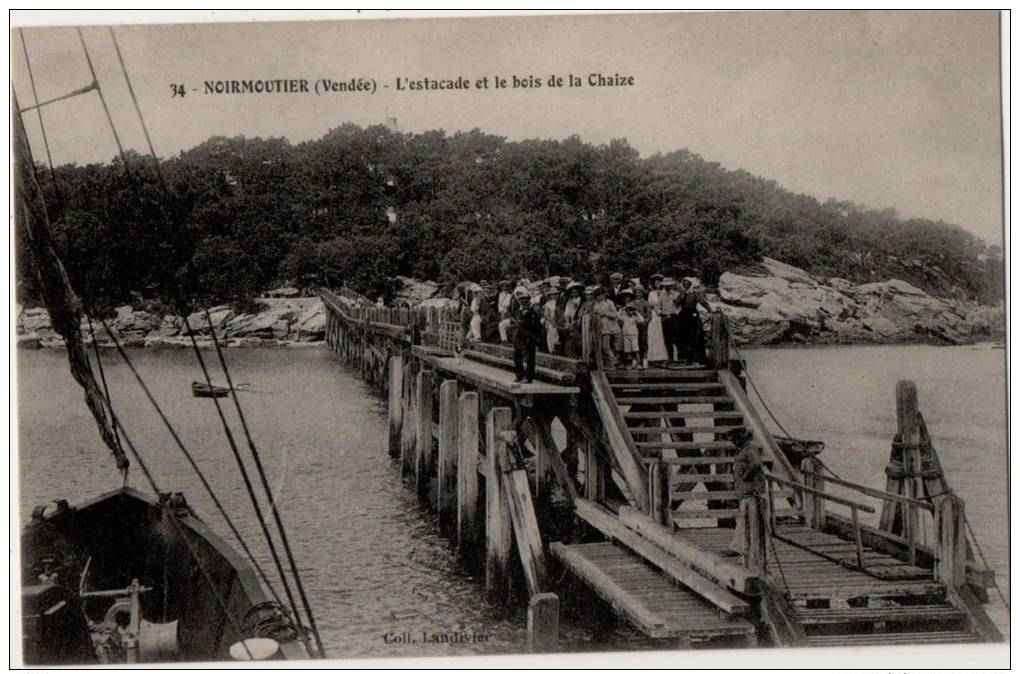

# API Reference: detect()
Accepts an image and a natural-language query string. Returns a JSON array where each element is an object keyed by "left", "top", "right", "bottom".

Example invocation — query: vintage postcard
[{"left": 11, "top": 10, "right": 1008, "bottom": 668}]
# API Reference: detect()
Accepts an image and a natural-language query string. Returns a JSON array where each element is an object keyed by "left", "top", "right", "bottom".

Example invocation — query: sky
[{"left": 11, "top": 11, "right": 1004, "bottom": 244}]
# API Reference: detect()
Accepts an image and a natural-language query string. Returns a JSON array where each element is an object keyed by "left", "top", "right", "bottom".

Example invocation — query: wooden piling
[
  {"left": 387, "top": 355, "right": 404, "bottom": 458},
  {"left": 485, "top": 407, "right": 513, "bottom": 603},
  {"left": 527, "top": 593, "right": 559, "bottom": 653},
  {"left": 438, "top": 379, "right": 459, "bottom": 532},
  {"left": 934, "top": 494, "right": 966, "bottom": 588},
  {"left": 457, "top": 392, "right": 480, "bottom": 554},
  {"left": 651, "top": 458, "right": 672, "bottom": 527},
  {"left": 801, "top": 457, "right": 825, "bottom": 529},
  {"left": 400, "top": 361, "right": 417, "bottom": 476},
  {"left": 415, "top": 370, "right": 434, "bottom": 501},
  {"left": 497, "top": 437, "right": 548, "bottom": 597}
]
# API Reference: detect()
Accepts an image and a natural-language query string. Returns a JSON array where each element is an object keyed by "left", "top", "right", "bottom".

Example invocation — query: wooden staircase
[
  {"left": 565, "top": 363, "right": 998, "bottom": 649},
  {"left": 603, "top": 365, "right": 800, "bottom": 524}
]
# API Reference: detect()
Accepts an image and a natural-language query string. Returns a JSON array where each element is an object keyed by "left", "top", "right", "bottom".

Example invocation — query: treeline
[{"left": 16, "top": 124, "right": 1003, "bottom": 312}]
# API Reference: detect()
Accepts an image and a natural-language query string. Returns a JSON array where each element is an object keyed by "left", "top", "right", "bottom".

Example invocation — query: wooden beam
[
  {"left": 532, "top": 417, "right": 578, "bottom": 506},
  {"left": 387, "top": 355, "right": 404, "bottom": 458},
  {"left": 485, "top": 407, "right": 513, "bottom": 603},
  {"left": 575, "top": 499, "right": 750, "bottom": 613},
  {"left": 457, "top": 391, "right": 480, "bottom": 555},
  {"left": 401, "top": 361, "right": 417, "bottom": 477},
  {"left": 718, "top": 369, "right": 799, "bottom": 486},
  {"left": 415, "top": 370, "right": 434, "bottom": 502},
  {"left": 549, "top": 542, "right": 668, "bottom": 635},
  {"left": 616, "top": 505, "right": 761, "bottom": 595},
  {"left": 438, "top": 380, "right": 459, "bottom": 533},
  {"left": 588, "top": 371, "right": 650, "bottom": 512},
  {"left": 948, "top": 586, "right": 1005, "bottom": 642},
  {"left": 497, "top": 445, "right": 548, "bottom": 598},
  {"left": 527, "top": 593, "right": 559, "bottom": 653}
]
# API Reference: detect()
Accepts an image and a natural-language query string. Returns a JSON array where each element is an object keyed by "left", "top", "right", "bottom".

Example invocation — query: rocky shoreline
[
  {"left": 16, "top": 260, "right": 1003, "bottom": 351},
  {"left": 16, "top": 295, "right": 328, "bottom": 350},
  {"left": 710, "top": 258, "right": 1004, "bottom": 346}
]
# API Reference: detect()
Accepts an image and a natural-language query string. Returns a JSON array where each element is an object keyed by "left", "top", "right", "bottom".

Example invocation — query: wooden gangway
[{"left": 318, "top": 286, "right": 1003, "bottom": 650}]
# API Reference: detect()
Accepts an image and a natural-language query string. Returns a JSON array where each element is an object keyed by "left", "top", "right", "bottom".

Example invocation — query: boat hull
[{"left": 20, "top": 487, "right": 304, "bottom": 664}]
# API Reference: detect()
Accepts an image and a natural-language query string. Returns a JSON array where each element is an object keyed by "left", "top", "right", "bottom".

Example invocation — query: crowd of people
[{"left": 452, "top": 271, "right": 714, "bottom": 382}]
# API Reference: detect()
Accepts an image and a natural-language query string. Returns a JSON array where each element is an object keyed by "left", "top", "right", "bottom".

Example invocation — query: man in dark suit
[
  {"left": 606, "top": 271, "right": 629, "bottom": 306},
  {"left": 513, "top": 290, "right": 544, "bottom": 383}
]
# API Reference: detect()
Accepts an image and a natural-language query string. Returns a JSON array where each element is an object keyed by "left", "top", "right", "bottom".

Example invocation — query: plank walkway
[
  {"left": 416, "top": 349, "right": 580, "bottom": 396},
  {"left": 679, "top": 525, "right": 941, "bottom": 604},
  {"left": 550, "top": 542, "right": 755, "bottom": 644}
]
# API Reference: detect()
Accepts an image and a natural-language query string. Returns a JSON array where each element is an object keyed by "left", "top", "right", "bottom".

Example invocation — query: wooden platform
[
  {"left": 550, "top": 542, "right": 755, "bottom": 644},
  {"left": 678, "top": 526, "right": 942, "bottom": 605},
  {"left": 416, "top": 349, "right": 580, "bottom": 397}
]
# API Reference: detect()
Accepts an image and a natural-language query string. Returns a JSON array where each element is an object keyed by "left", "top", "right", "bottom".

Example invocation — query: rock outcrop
[
  {"left": 17, "top": 297, "right": 329, "bottom": 349},
  {"left": 712, "top": 258, "right": 1003, "bottom": 346}
]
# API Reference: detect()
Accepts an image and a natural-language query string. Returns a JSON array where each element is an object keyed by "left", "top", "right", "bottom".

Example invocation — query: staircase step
[
  {"left": 608, "top": 369, "right": 718, "bottom": 382},
  {"left": 805, "top": 630, "right": 979, "bottom": 647},
  {"left": 624, "top": 411, "right": 744, "bottom": 421},
  {"left": 796, "top": 604, "right": 965, "bottom": 625},
  {"left": 653, "top": 456, "right": 772, "bottom": 466},
  {"left": 672, "top": 507, "right": 801, "bottom": 520},
  {"left": 635, "top": 440, "right": 735, "bottom": 451},
  {"left": 674, "top": 490, "right": 797, "bottom": 501},
  {"left": 629, "top": 425, "right": 747, "bottom": 436},
  {"left": 611, "top": 382, "right": 725, "bottom": 392},
  {"left": 618, "top": 396, "right": 734, "bottom": 406}
]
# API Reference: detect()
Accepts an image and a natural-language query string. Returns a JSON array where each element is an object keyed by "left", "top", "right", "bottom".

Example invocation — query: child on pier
[{"left": 617, "top": 290, "right": 645, "bottom": 369}]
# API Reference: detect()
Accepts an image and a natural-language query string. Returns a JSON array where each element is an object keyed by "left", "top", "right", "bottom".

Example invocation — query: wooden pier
[{"left": 320, "top": 286, "right": 1002, "bottom": 650}]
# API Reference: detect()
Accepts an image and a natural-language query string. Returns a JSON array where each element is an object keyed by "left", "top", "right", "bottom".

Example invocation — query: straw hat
[{"left": 661, "top": 277, "right": 677, "bottom": 287}]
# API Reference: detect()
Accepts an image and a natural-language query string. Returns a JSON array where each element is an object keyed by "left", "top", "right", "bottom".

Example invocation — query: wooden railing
[{"left": 766, "top": 469, "right": 876, "bottom": 571}]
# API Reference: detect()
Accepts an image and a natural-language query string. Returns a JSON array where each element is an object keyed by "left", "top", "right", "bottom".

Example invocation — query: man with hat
[
  {"left": 607, "top": 271, "right": 629, "bottom": 306},
  {"left": 593, "top": 286, "right": 621, "bottom": 368},
  {"left": 728, "top": 427, "right": 768, "bottom": 567},
  {"left": 658, "top": 277, "right": 682, "bottom": 362},
  {"left": 497, "top": 280, "right": 514, "bottom": 343},
  {"left": 512, "top": 286, "right": 544, "bottom": 383}
]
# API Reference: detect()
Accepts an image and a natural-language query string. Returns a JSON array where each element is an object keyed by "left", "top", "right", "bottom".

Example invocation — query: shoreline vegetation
[
  {"left": 17, "top": 256, "right": 1003, "bottom": 351},
  {"left": 16, "top": 124, "right": 1003, "bottom": 351}
]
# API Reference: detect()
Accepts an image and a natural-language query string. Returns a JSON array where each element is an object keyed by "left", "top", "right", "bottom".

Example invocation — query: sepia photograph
[{"left": 10, "top": 9, "right": 1009, "bottom": 667}]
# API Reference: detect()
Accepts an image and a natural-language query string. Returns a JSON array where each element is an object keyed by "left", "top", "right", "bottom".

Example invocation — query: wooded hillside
[{"left": 17, "top": 124, "right": 1003, "bottom": 311}]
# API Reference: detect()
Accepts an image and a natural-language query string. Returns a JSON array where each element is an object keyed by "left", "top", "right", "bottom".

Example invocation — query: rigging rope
[
  {"left": 18, "top": 29, "right": 64, "bottom": 211},
  {"left": 204, "top": 310, "right": 327, "bottom": 658},
  {"left": 107, "top": 27, "right": 168, "bottom": 194},
  {"left": 12, "top": 94, "right": 129, "bottom": 477},
  {"left": 98, "top": 319, "right": 293, "bottom": 616},
  {"left": 731, "top": 343, "right": 845, "bottom": 481},
  {"left": 87, "top": 401, "right": 256, "bottom": 661},
  {"left": 17, "top": 38, "right": 126, "bottom": 477},
  {"left": 962, "top": 512, "right": 1010, "bottom": 611},
  {"left": 181, "top": 319, "right": 315, "bottom": 658},
  {"left": 77, "top": 30, "right": 320, "bottom": 657},
  {"left": 100, "top": 26, "right": 323, "bottom": 654},
  {"left": 75, "top": 28, "right": 126, "bottom": 163}
]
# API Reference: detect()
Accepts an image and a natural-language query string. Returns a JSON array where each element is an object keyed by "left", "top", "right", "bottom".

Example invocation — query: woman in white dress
[
  {"left": 468, "top": 288, "right": 484, "bottom": 341},
  {"left": 645, "top": 274, "right": 669, "bottom": 363}
]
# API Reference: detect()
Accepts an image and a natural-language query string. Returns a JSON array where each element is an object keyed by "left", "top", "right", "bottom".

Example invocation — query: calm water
[{"left": 17, "top": 343, "right": 1009, "bottom": 655}]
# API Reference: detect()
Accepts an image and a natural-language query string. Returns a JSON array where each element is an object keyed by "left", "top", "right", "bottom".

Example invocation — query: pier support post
[
  {"left": 438, "top": 379, "right": 459, "bottom": 533},
  {"left": 527, "top": 593, "right": 559, "bottom": 653},
  {"left": 485, "top": 407, "right": 513, "bottom": 604},
  {"left": 934, "top": 494, "right": 967, "bottom": 588},
  {"left": 497, "top": 436, "right": 548, "bottom": 597},
  {"left": 415, "top": 369, "right": 434, "bottom": 501},
  {"left": 400, "top": 360, "right": 417, "bottom": 476},
  {"left": 388, "top": 355, "right": 404, "bottom": 458},
  {"left": 457, "top": 392, "right": 480, "bottom": 556},
  {"left": 651, "top": 458, "right": 672, "bottom": 527},
  {"left": 801, "top": 457, "right": 825, "bottom": 529},
  {"left": 881, "top": 380, "right": 920, "bottom": 534}
]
